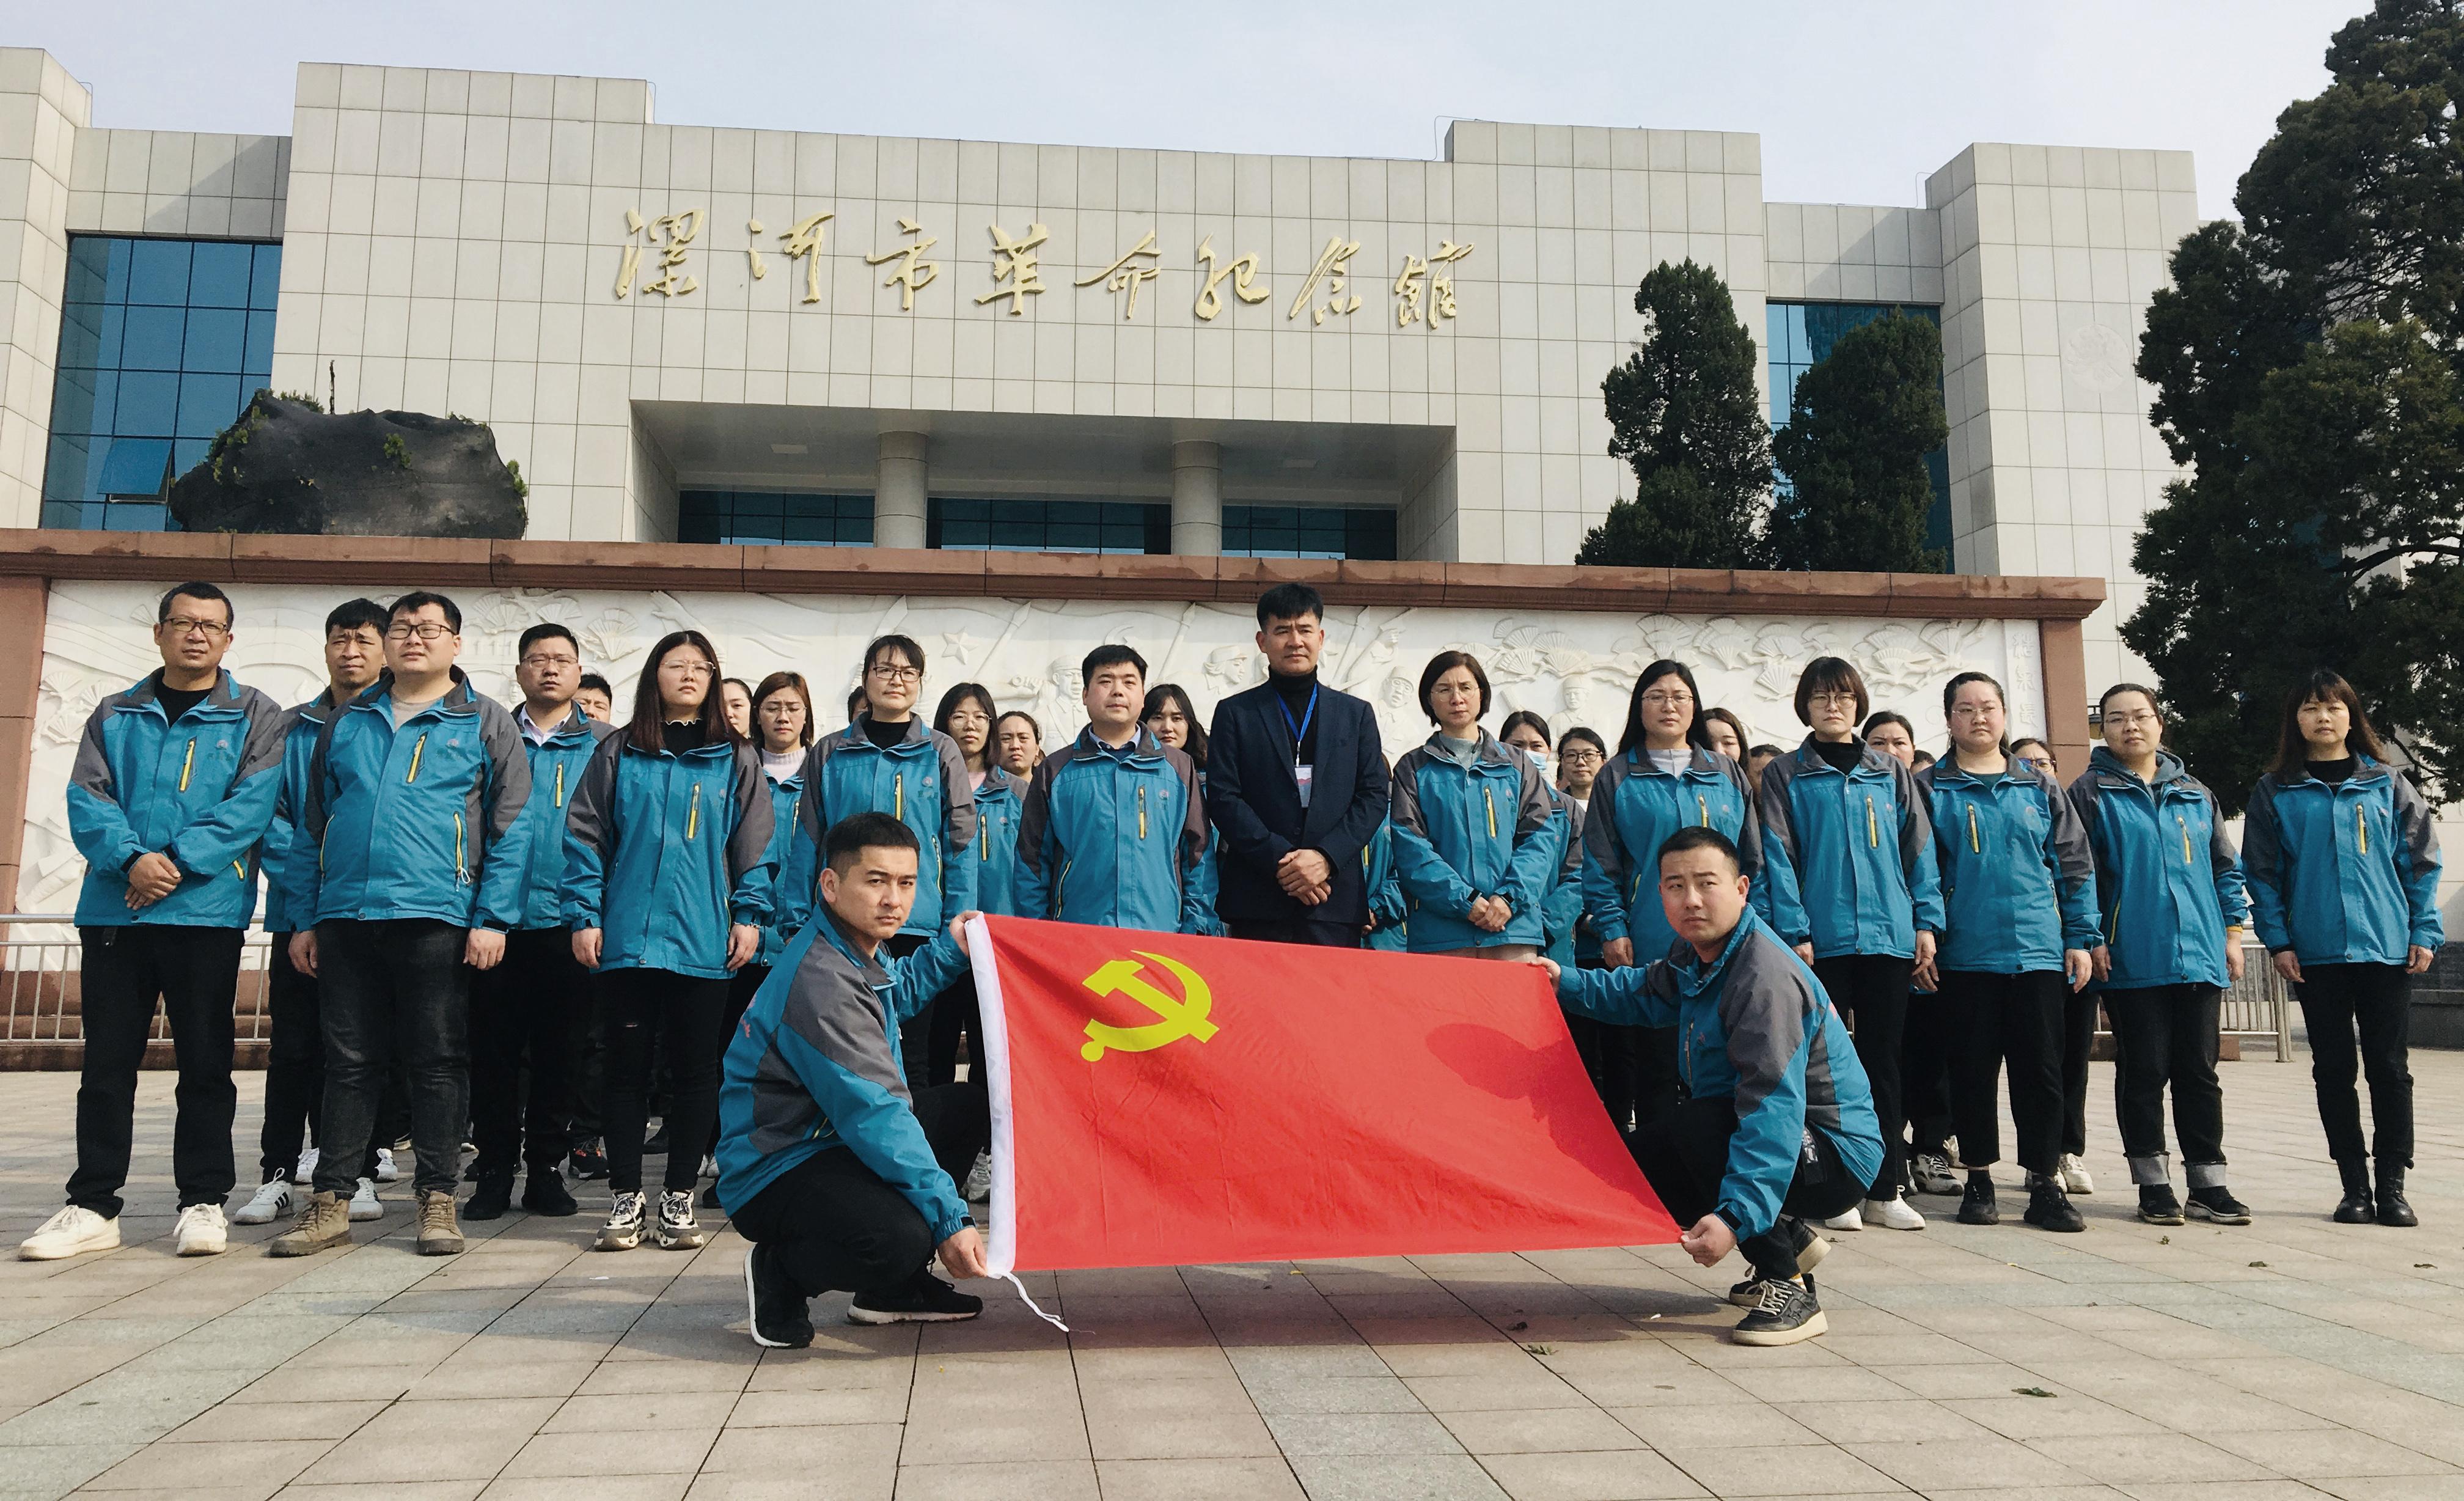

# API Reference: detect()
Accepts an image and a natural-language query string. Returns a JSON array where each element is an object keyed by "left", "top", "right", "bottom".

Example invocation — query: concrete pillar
[
  {"left": 875, "top": 431, "right": 930, "bottom": 549},
  {"left": 1170, "top": 439, "right": 1223, "bottom": 556}
]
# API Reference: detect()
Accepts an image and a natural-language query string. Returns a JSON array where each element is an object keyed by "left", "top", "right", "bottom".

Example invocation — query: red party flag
[{"left": 964, "top": 915, "right": 1679, "bottom": 1274}]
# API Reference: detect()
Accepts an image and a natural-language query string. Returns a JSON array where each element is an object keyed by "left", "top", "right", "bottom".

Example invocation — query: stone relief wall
[{"left": 21, "top": 579, "right": 2045, "bottom": 911}]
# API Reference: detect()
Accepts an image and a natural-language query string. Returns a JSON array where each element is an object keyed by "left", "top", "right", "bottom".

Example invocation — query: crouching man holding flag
[
  {"left": 717, "top": 812, "right": 989, "bottom": 1349},
  {"left": 1535, "top": 825, "right": 1883, "bottom": 1346}
]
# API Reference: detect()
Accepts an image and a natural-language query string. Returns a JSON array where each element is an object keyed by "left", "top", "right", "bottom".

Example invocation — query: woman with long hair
[
  {"left": 2068, "top": 683, "right": 2252, "bottom": 1225},
  {"left": 2245, "top": 670, "right": 2443, "bottom": 1226},
  {"left": 920, "top": 681, "right": 1016, "bottom": 1205},
  {"left": 1861, "top": 711, "right": 1918, "bottom": 765},
  {"left": 1919, "top": 671, "right": 2097, "bottom": 1233},
  {"left": 1697, "top": 706, "right": 1748, "bottom": 764},
  {"left": 1502, "top": 711, "right": 1586, "bottom": 973},
  {"left": 1579, "top": 661, "right": 1760, "bottom": 1133},
  {"left": 719, "top": 677, "right": 754, "bottom": 741},
  {"left": 1144, "top": 684, "right": 1225, "bottom": 938},
  {"left": 1388, "top": 652, "right": 1555, "bottom": 960},
  {"left": 565, "top": 631, "right": 775, "bottom": 1253},
  {"left": 1758, "top": 657, "right": 1942, "bottom": 1232}
]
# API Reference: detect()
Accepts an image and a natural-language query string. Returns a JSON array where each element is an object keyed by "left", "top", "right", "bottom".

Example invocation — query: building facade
[{"left": 1, "top": 48, "right": 2198, "bottom": 691}]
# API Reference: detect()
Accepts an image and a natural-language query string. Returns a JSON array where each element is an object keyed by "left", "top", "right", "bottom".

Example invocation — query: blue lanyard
[{"left": 1277, "top": 684, "right": 1319, "bottom": 760}]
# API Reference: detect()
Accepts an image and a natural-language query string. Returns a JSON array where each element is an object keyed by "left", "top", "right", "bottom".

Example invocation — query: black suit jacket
[{"left": 1204, "top": 677, "right": 1390, "bottom": 927}]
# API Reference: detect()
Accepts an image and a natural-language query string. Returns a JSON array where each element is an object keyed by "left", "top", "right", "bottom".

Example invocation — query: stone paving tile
[{"left": 0, "top": 1059, "right": 2454, "bottom": 1499}]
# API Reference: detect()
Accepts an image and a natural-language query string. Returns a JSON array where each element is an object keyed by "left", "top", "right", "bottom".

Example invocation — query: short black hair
[
  {"left": 1500, "top": 710, "right": 1552, "bottom": 747},
  {"left": 1794, "top": 656, "right": 1867, "bottom": 725},
  {"left": 1256, "top": 582, "right": 1324, "bottom": 628},
  {"left": 158, "top": 581, "right": 232, "bottom": 627},
  {"left": 1082, "top": 644, "right": 1147, "bottom": 682},
  {"left": 823, "top": 811, "right": 921, "bottom": 872},
  {"left": 389, "top": 590, "right": 462, "bottom": 633},
  {"left": 863, "top": 633, "right": 925, "bottom": 675},
  {"left": 1748, "top": 743, "right": 1784, "bottom": 760},
  {"left": 578, "top": 673, "right": 613, "bottom": 697},
  {"left": 517, "top": 622, "right": 579, "bottom": 658},
  {"left": 1418, "top": 650, "right": 1492, "bottom": 723},
  {"left": 1559, "top": 725, "right": 1607, "bottom": 757},
  {"left": 1657, "top": 824, "right": 1742, "bottom": 875},
  {"left": 323, "top": 598, "right": 387, "bottom": 637}
]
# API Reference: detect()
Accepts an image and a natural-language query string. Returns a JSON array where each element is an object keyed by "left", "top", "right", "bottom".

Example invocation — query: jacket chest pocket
[
  {"left": 169, "top": 728, "right": 241, "bottom": 800},
  {"left": 401, "top": 723, "right": 482, "bottom": 787}
]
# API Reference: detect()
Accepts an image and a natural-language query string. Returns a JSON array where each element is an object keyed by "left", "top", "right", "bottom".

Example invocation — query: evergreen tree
[
  {"left": 1762, "top": 312, "right": 1947, "bottom": 573},
  {"left": 1579, "top": 260, "right": 1773, "bottom": 568},
  {"left": 2129, "top": 0, "right": 2464, "bottom": 807}
]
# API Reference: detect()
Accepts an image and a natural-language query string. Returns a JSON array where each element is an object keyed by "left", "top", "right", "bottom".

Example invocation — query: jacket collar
[
  {"left": 1074, "top": 724, "right": 1165, "bottom": 762},
  {"left": 816, "top": 906, "right": 895, "bottom": 989},
  {"left": 2088, "top": 744, "right": 2190, "bottom": 790},
  {"left": 350, "top": 666, "right": 479, "bottom": 719},
  {"left": 1421, "top": 728, "right": 1519, "bottom": 769},
  {"left": 2281, "top": 752, "right": 2394, "bottom": 788},
  {"left": 1663, "top": 905, "right": 1766, "bottom": 998},
  {"left": 127, "top": 667, "right": 241, "bottom": 713},
  {"left": 1791, "top": 733, "right": 1894, "bottom": 777},
  {"left": 832, "top": 716, "right": 931, "bottom": 753},
  {"left": 1623, "top": 743, "right": 1723, "bottom": 779},
  {"left": 1926, "top": 754, "right": 2052, "bottom": 791}
]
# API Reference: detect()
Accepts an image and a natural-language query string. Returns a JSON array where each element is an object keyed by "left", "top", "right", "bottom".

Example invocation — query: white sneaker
[
  {"left": 18, "top": 1206, "right": 120, "bottom": 1261},
  {"left": 348, "top": 1178, "right": 384, "bottom": 1222},
  {"left": 962, "top": 1150, "right": 993, "bottom": 1203},
  {"left": 173, "top": 1203, "right": 229, "bottom": 1256},
  {"left": 232, "top": 1179, "right": 294, "bottom": 1225},
  {"left": 1912, "top": 1151, "right": 1960, "bottom": 1195},
  {"left": 2059, "top": 1154, "right": 2095, "bottom": 1195},
  {"left": 374, "top": 1148, "right": 402, "bottom": 1184},
  {"left": 1822, "top": 1206, "right": 1864, "bottom": 1232},
  {"left": 291, "top": 1147, "right": 320, "bottom": 1186},
  {"left": 698, "top": 1154, "right": 718, "bottom": 1181},
  {"left": 1865, "top": 1194, "right": 1926, "bottom": 1231}
]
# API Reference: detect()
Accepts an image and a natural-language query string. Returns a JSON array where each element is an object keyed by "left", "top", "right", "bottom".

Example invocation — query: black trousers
[
  {"left": 1628, "top": 1095, "right": 1860, "bottom": 1281},
  {"left": 2060, "top": 990, "right": 2099, "bottom": 1159},
  {"left": 2295, "top": 962, "right": 2414, "bottom": 1168},
  {"left": 68, "top": 925, "right": 243, "bottom": 1217},
  {"left": 1813, "top": 954, "right": 1911, "bottom": 1199},
  {"left": 882, "top": 934, "right": 934, "bottom": 1096},
  {"left": 599, "top": 966, "right": 730, "bottom": 1194},
  {"left": 1565, "top": 1007, "right": 1646, "bottom": 1134},
  {"left": 1939, "top": 968, "right": 2066, "bottom": 1175},
  {"left": 312, "top": 918, "right": 469, "bottom": 1197},
  {"left": 259, "top": 933, "right": 321, "bottom": 1183},
  {"left": 1902, "top": 987, "right": 1954, "bottom": 1159},
  {"left": 469, "top": 929, "right": 593, "bottom": 1179},
  {"left": 926, "top": 972, "right": 982, "bottom": 1088},
  {"left": 699, "top": 962, "right": 771, "bottom": 1164},
  {"left": 1228, "top": 919, "right": 1363, "bottom": 947},
  {"left": 2106, "top": 983, "right": 2226, "bottom": 1185},
  {"left": 732, "top": 1080, "right": 991, "bottom": 1299}
]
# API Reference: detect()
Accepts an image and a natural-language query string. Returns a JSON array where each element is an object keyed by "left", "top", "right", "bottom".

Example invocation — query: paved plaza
[{"left": 0, "top": 1050, "right": 2458, "bottom": 1501}]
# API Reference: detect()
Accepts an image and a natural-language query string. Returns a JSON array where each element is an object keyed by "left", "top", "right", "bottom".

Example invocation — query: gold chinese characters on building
[{"left": 610, "top": 207, "right": 1472, "bottom": 330}]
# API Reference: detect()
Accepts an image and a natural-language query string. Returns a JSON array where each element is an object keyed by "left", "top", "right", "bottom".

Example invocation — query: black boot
[
  {"left": 463, "top": 1174, "right": 513, "bottom": 1222},
  {"left": 2376, "top": 1165, "right": 2417, "bottom": 1227},
  {"left": 2334, "top": 1159, "right": 2375, "bottom": 1224}
]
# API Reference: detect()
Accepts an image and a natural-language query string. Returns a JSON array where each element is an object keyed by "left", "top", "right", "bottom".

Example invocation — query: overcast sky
[{"left": 22, "top": 1, "right": 2358, "bottom": 220}]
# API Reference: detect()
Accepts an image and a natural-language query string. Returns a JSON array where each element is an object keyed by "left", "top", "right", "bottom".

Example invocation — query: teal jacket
[
  {"left": 2066, "top": 749, "right": 2250, "bottom": 991},
  {"left": 778, "top": 720, "right": 978, "bottom": 940},
  {"left": 1556, "top": 908, "right": 1883, "bottom": 1240},
  {"left": 562, "top": 732, "right": 777, "bottom": 980},
  {"left": 716, "top": 910, "right": 973, "bottom": 1239},
  {"left": 1388, "top": 731, "right": 1558, "bottom": 952},
  {"left": 1363, "top": 818, "right": 1409, "bottom": 951},
  {"left": 2243, "top": 756, "right": 2443, "bottom": 966},
  {"left": 285, "top": 669, "right": 532, "bottom": 930},
  {"left": 754, "top": 763, "right": 807, "bottom": 966},
  {"left": 966, "top": 768, "right": 1027, "bottom": 919},
  {"left": 1917, "top": 758, "right": 2099, "bottom": 974},
  {"left": 505, "top": 710, "right": 617, "bottom": 933},
  {"left": 1013, "top": 728, "right": 1212, "bottom": 933},
  {"left": 1581, "top": 746, "right": 1762, "bottom": 960},
  {"left": 259, "top": 689, "right": 339, "bottom": 934},
  {"left": 1540, "top": 785, "right": 1586, "bottom": 968},
  {"left": 67, "top": 669, "right": 285, "bottom": 930},
  {"left": 1756, "top": 738, "right": 1945, "bottom": 960}
]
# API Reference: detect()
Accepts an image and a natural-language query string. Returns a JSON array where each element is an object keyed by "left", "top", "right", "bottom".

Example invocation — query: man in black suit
[{"left": 1203, "top": 584, "right": 1390, "bottom": 947}]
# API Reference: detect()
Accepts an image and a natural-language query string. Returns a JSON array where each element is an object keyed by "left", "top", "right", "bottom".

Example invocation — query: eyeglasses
[
  {"left": 1807, "top": 692, "right": 1858, "bottom": 709},
  {"left": 868, "top": 664, "right": 923, "bottom": 684},
  {"left": 1949, "top": 704, "right": 2001, "bottom": 719},
  {"left": 160, "top": 617, "right": 229, "bottom": 639},
  {"left": 1639, "top": 691, "right": 1695, "bottom": 710},
  {"left": 666, "top": 661, "right": 716, "bottom": 680},
  {"left": 2105, "top": 711, "right": 2160, "bottom": 728},
  {"left": 385, "top": 622, "right": 456, "bottom": 642},
  {"left": 518, "top": 654, "right": 579, "bottom": 670},
  {"left": 1560, "top": 747, "right": 1604, "bottom": 763}
]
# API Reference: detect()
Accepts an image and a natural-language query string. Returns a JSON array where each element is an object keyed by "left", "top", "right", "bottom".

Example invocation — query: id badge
[{"left": 1294, "top": 760, "right": 1314, "bottom": 809}]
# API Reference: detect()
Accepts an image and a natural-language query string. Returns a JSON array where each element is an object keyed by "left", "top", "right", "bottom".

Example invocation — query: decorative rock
[{"left": 167, "top": 394, "right": 528, "bottom": 538}]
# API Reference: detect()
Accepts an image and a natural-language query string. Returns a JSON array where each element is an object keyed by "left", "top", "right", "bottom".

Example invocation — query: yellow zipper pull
[
  {"left": 2357, "top": 802, "right": 2368, "bottom": 855},
  {"left": 1968, "top": 802, "right": 1979, "bottom": 854},
  {"left": 178, "top": 739, "right": 196, "bottom": 793},
  {"left": 1868, "top": 795, "right": 1879, "bottom": 848},
  {"left": 895, "top": 771, "right": 905, "bottom": 821},
  {"left": 453, "top": 812, "right": 466, "bottom": 881},
  {"left": 554, "top": 762, "right": 566, "bottom": 808},
  {"left": 1697, "top": 793, "right": 1709, "bottom": 827},
  {"left": 2178, "top": 813, "right": 2191, "bottom": 863},
  {"left": 686, "top": 780, "right": 702, "bottom": 841},
  {"left": 406, "top": 732, "right": 427, "bottom": 783},
  {"left": 1486, "top": 786, "right": 1497, "bottom": 838},
  {"left": 1138, "top": 785, "right": 1148, "bottom": 839}
]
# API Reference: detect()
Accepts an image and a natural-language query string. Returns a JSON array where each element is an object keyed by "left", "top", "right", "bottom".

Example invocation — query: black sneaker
[
  {"left": 1732, "top": 1273, "right": 1827, "bottom": 1346},
  {"left": 696, "top": 1181, "right": 722, "bottom": 1212},
  {"left": 849, "top": 1269, "right": 983, "bottom": 1325},
  {"left": 1728, "top": 1224, "right": 1829, "bottom": 1307},
  {"left": 2138, "top": 1184, "right": 2187, "bottom": 1225},
  {"left": 1958, "top": 1176, "right": 2000, "bottom": 1225},
  {"left": 643, "top": 1121, "right": 672, "bottom": 1155},
  {"left": 463, "top": 1175, "right": 513, "bottom": 1222},
  {"left": 521, "top": 1172, "right": 578, "bottom": 1217},
  {"left": 569, "top": 1139, "right": 609, "bottom": 1181},
  {"left": 744, "top": 1244, "right": 813, "bottom": 1349},
  {"left": 2025, "top": 1176, "right": 2085, "bottom": 1233},
  {"left": 2185, "top": 1186, "right": 2251, "bottom": 1225},
  {"left": 1727, "top": 1275, "right": 1768, "bottom": 1308}
]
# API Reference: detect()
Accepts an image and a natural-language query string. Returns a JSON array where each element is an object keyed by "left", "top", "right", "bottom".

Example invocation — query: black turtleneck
[
  {"left": 1269, "top": 669, "right": 1321, "bottom": 765},
  {"left": 662, "top": 719, "right": 708, "bottom": 755},
  {"left": 2307, "top": 754, "right": 2358, "bottom": 784},
  {"left": 860, "top": 715, "right": 911, "bottom": 751},
  {"left": 1813, "top": 737, "right": 1863, "bottom": 773}
]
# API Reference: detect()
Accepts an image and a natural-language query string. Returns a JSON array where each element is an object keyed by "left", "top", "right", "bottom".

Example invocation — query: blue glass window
[
  {"left": 676, "top": 491, "right": 873, "bottom": 546},
  {"left": 1221, "top": 505, "right": 1399, "bottom": 560},
  {"left": 1766, "top": 300, "right": 1953, "bottom": 565},
  {"left": 42, "top": 235, "right": 282, "bottom": 530},
  {"left": 928, "top": 498, "right": 1169, "bottom": 554}
]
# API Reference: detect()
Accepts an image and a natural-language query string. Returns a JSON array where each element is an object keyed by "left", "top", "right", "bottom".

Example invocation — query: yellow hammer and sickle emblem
[{"left": 1080, "top": 950, "right": 1219, "bottom": 1062}]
